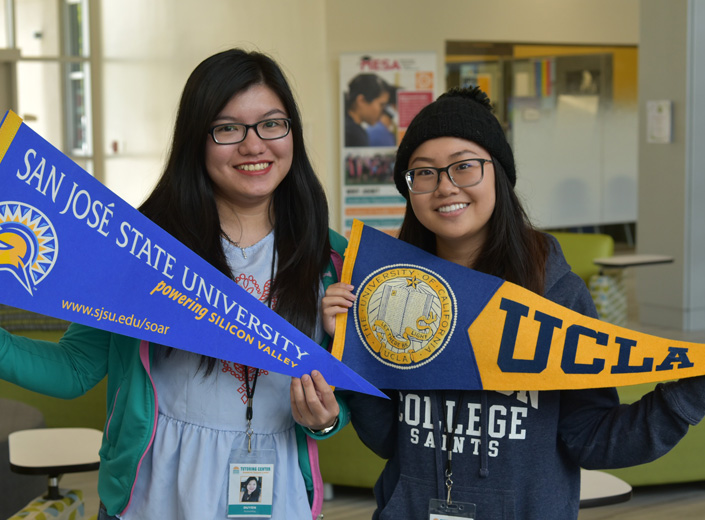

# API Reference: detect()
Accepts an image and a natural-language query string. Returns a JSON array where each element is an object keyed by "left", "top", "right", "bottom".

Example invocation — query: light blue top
[{"left": 123, "top": 233, "right": 316, "bottom": 519}]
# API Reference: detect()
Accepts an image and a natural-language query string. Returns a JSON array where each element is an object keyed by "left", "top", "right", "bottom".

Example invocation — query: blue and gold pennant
[
  {"left": 0, "top": 110, "right": 385, "bottom": 398},
  {"left": 332, "top": 220, "right": 705, "bottom": 391}
]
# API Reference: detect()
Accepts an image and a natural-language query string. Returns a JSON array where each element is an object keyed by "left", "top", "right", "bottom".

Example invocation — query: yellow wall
[{"left": 447, "top": 45, "right": 638, "bottom": 105}]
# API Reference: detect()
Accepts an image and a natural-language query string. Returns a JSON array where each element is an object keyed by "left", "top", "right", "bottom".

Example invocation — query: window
[
  {"left": 63, "top": 0, "right": 91, "bottom": 156},
  {"left": 9, "top": 0, "right": 94, "bottom": 170}
]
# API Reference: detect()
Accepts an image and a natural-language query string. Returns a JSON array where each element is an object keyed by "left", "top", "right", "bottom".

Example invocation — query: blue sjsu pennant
[{"left": 0, "top": 110, "right": 384, "bottom": 398}]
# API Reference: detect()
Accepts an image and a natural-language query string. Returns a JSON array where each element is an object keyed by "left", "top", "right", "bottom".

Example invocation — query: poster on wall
[{"left": 340, "top": 52, "right": 436, "bottom": 237}]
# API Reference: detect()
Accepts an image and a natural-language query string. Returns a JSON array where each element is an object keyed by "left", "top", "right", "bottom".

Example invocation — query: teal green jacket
[{"left": 0, "top": 229, "right": 349, "bottom": 517}]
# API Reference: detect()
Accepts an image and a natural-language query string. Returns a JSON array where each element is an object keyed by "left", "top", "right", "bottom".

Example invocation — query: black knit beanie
[{"left": 393, "top": 86, "right": 516, "bottom": 199}]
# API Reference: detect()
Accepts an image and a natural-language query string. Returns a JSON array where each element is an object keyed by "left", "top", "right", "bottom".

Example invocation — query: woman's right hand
[{"left": 321, "top": 282, "right": 356, "bottom": 337}]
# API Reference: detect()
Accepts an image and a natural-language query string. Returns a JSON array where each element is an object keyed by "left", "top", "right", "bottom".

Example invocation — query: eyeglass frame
[
  {"left": 208, "top": 118, "right": 292, "bottom": 145},
  {"left": 403, "top": 158, "right": 493, "bottom": 194}
]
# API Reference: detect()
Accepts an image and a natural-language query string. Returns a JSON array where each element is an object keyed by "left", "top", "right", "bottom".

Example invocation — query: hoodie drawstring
[
  {"left": 480, "top": 391, "right": 490, "bottom": 478},
  {"left": 432, "top": 393, "right": 447, "bottom": 499}
]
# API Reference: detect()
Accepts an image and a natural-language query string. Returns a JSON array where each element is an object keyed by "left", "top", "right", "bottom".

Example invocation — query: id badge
[
  {"left": 228, "top": 448, "right": 275, "bottom": 518},
  {"left": 428, "top": 498, "right": 476, "bottom": 520}
]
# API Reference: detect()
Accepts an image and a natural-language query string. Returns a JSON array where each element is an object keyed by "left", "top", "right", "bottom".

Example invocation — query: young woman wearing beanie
[{"left": 323, "top": 86, "right": 705, "bottom": 519}]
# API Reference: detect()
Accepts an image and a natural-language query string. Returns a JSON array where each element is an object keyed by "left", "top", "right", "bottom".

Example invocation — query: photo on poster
[
  {"left": 343, "top": 73, "right": 397, "bottom": 148},
  {"left": 344, "top": 150, "right": 396, "bottom": 186}
]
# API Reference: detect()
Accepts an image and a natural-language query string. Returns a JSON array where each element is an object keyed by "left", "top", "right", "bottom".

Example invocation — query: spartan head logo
[
  {"left": 354, "top": 264, "right": 457, "bottom": 369},
  {"left": 0, "top": 202, "right": 58, "bottom": 295}
]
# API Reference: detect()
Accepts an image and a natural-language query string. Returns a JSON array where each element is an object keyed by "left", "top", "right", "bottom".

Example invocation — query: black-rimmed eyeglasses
[
  {"left": 403, "top": 158, "right": 493, "bottom": 194},
  {"left": 209, "top": 118, "right": 292, "bottom": 145}
]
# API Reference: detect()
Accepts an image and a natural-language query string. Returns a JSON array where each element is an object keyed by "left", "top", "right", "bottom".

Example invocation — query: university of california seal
[{"left": 354, "top": 264, "right": 457, "bottom": 369}]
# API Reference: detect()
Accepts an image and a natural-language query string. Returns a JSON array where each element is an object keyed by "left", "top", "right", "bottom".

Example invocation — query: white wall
[
  {"left": 636, "top": 0, "right": 705, "bottom": 330},
  {"left": 513, "top": 95, "right": 638, "bottom": 229},
  {"left": 99, "top": 0, "right": 328, "bottom": 207}
]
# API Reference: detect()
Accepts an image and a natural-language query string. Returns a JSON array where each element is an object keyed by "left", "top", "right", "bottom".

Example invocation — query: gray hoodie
[{"left": 346, "top": 234, "right": 705, "bottom": 520}]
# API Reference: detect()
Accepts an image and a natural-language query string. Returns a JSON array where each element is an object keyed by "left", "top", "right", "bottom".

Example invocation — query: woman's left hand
[{"left": 290, "top": 370, "right": 340, "bottom": 431}]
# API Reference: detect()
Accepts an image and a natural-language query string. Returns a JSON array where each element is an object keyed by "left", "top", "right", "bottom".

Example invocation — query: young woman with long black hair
[{"left": 1, "top": 48, "right": 347, "bottom": 520}]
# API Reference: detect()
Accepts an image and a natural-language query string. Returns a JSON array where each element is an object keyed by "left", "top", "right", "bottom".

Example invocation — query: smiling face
[
  {"left": 205, "top": 84, "right": 293, "bottom": 213},
  {"left": 408, "top": 136, "right": 496, "bottom": 266},
  {"left": 246, "top": 479, "right": 257, "bottom": 493}
]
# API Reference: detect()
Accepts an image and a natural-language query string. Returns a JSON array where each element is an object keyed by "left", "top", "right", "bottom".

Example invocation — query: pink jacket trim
[
  {"left": 120, "top": 340, "right": 158, "bottom": 516},
  {"left": 307, "top": 435, "right": 324, "bottom": 519}
]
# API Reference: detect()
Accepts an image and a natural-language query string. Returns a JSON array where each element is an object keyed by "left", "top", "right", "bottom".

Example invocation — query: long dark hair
[
  {"left": 397, "top": 160, "right": 548, "bottom": 295},
  {"left": 140, "top": 49, "right": 331, "bottom": 370}
]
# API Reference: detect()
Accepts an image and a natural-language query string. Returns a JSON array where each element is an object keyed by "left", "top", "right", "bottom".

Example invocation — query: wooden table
[{"left": 8, "top": 427, "right": 102, "bottom": 500}]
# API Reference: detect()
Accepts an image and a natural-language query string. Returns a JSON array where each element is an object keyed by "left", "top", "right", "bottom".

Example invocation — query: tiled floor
[{"left": 59, "top": 472, "right": 705, "bottom": 519}]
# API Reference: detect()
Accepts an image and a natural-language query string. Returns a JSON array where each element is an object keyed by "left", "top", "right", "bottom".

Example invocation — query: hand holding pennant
[
  {"left": 331, "top": 220, "right": 705, "bottom": 391},
  {"left": 0, "top": 111, "right": 385, "bottom": 399}
]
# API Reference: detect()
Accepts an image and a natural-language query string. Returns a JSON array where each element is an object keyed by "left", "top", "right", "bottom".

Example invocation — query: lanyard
[
  {"left": 237, "top": 245, "right": 274, "bottom": 453},
  {"left": 244, "top": 365, "right": 260, "bottom": 452},
  {"left": 442, "top": 391, "right": 465, "bottom": 505}
]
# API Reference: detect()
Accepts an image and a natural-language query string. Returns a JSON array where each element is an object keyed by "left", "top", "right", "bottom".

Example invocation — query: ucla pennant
[{"left": 333, "top": 219, "right": 705, "bottom": 391}]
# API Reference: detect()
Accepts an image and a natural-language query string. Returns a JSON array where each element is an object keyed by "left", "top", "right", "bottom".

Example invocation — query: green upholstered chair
[
  {"left": 318, "top": 423, "right": 385, "bottom": 489},
  {"left": 548, "top": 231, "right": 614, "bottom": 286}
]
